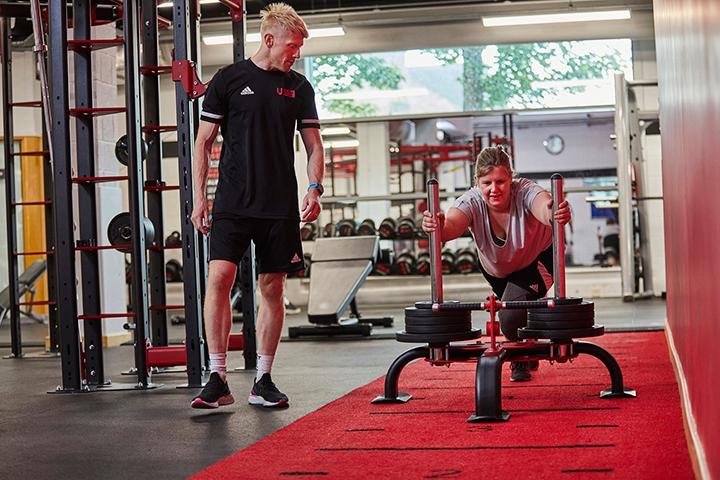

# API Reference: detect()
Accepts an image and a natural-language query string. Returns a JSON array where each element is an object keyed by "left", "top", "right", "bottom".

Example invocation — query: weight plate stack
[
  {"left": 397, "top": 305, "right": 481, "bottom": 343},
  {"left": 519, "top": 300, "right": 603, "bottom": 339}
]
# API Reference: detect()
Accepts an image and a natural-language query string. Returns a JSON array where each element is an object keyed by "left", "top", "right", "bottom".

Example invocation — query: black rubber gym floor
[{"left": 0, "top": 298, "right": 665, "bottom": 479}]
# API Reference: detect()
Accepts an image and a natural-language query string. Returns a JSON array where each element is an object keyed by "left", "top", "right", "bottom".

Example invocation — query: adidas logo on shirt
[
  {"left": 291, "top": 253, "right": 302, "bottom": 263},
  {"left": 240, "top": 86, "right": 254, "bottom": 95}
]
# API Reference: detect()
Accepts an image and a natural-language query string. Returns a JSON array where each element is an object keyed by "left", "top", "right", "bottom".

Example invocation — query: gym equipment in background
[
  {"left": 288, "top": 236, "right": 393, "bottom": 338},
  {"left": 107, "top": 212, "right": 156, "bottom": 253},
  {"left": 114, "top": 134, "right": 148, "bottom": 166}
]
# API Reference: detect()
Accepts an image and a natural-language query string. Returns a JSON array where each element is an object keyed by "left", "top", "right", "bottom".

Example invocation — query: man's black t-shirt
[{"left": 200, "top": 59, "right": 320, "bottom": 220}]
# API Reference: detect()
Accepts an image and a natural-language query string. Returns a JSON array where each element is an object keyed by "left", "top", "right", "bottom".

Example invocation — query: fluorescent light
[
  {"left": 245, "top": 26, "right": 345, "bottom": 43},
  {"left": 204, "top": 26, "right": 345, "bottom": 46},
  {"left": 307, "top": 26, "right": 345, "bottom": 38},
  {"left": 323, "top": 140, "right": 359, "bottom": 149},
  {"left": 321, "top": 127, "right": 351, "bottom": 136},
  {"left": 203, "top": 34, "right": 234, "bottom": 46},
  {"left": 482, "top": 9, "right": 631, "bottom": 27}
]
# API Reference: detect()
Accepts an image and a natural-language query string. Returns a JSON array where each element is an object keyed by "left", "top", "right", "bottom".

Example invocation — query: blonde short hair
[
  {"left": 260, "top": 3, "right": 309, "bottom": 39},
  {"left": 474, "top": 146, "right": 514, "bottom": 182}
]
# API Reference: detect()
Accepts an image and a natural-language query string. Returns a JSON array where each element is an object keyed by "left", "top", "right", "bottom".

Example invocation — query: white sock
[
  {"left": 209, "top": 352, "right": 227, "bottom": 380},
  {"left": 256, "top": 354, "right": 274, "bottom": 381}
]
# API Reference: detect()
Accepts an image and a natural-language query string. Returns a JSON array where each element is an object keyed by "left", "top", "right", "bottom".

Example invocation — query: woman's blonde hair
[
  {"left": 474, "top": 146, "right": 514, "bottom": 183},
  {"left": 260, "top": 3, "right": 309, "bottom": 39}
]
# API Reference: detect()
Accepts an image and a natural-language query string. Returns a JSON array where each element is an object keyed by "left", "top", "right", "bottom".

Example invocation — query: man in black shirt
[{"left": 190, "top": 3, "right": 324, "bottom": 409}]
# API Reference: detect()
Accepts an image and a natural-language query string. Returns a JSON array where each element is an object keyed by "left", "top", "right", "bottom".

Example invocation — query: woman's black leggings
[{"left": 479, "top": 246, "right": 554, "bottom": 341}]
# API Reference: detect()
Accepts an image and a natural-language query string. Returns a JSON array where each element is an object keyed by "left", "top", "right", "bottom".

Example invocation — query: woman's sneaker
[
  {"left": 510, "top": 361, "right": 532, "bottom": 382},
  {"left": 249, "top": 373, "right": 289, "bottom": 408},
  {"left": 191, "top": 372, "right": 235, "bottom": 409}
]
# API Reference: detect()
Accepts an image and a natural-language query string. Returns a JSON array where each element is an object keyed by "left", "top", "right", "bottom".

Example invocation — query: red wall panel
[{"left": 653, "top": 0, "right": 720, "bottom": 477}]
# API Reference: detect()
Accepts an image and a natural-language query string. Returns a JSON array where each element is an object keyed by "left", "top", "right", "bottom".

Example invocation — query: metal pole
[
  {"left": 124, "top": 0, "right": 151, "bottom": 387},
  {"left": 551, "top": 174, "right": 566, "bottom": 299},
  {"left": 427, "top": 179, "right": 443, "bottom": 303},
  {"left": 614, "top": 73, "right": 635, "bottom": 299},
  {"left": 173, "top": 0, "right": 205, "bottom": 387},
  {"left": 1, "top": 18, "right": 22, "bottom": 358},
  {"left": 29, "top": 0, "right": 54, "bottom": 163},
  {"left": 49, "top": 0, "right": 83, "bottom": 390}
]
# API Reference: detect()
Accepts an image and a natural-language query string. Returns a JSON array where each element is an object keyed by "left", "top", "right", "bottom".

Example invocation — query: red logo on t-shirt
[{"left": 276, "top": 88, "right": 296, "bottom": 98}]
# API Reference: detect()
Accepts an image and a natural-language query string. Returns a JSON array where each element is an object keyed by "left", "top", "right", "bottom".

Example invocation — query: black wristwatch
[{"left": 308, "top": 183, "right": 324, "bottom": 196}]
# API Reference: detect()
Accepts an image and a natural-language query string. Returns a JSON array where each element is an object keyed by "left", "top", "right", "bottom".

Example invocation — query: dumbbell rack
[{"left": 373, "top": 176, "right": 635, "bottom": 422}]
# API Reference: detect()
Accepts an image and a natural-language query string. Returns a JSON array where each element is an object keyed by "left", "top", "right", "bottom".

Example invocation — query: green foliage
[
  {"left": 430, "top": 42, "right": 624, "bottom": 110},
  {"left": 311, "top": 54, "right": 404, "bottom": 116}
]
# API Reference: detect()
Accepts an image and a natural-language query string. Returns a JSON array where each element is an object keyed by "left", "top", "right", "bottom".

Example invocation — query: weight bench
[
  {"left": 288, "top": 236, "right": 393, "bottom": 338},
  {"left": 0, "top": 259, "right": 48, "bottom": 327}
]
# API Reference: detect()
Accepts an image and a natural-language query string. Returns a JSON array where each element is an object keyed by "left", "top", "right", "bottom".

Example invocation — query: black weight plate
[
  {"left": 414, "top": 300, "right": 460, "bottom": 309},
  {"left": 396, "top": 329, "right": 482, "bottom": 344},
  {"left": 528, "top": 301, "right": 594, "bottom": 316},
  {"left": 405, "top": 323, "right": 472, "bottom": 334},
  {"left": 526, "top": 318, "right": 595, "bottom": 330},
  {"left": 405, "top": 306, "right": 471, "bottom": 322},
  {"left": 405, "top": 317, "right": 472, "bottom": 327},
  {"left": 518, "top": 325, "right": 604, "bottom": 340},
  {"left": 551, "top": 297, "right": 584, "bottom": 305}
]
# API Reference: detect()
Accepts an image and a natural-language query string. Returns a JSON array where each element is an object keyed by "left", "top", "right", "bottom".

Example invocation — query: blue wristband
[{"left": 307, "top": 183, "right": 324, "bottom": 195}]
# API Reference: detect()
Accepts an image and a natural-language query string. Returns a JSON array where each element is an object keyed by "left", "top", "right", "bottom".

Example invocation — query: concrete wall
[{"left": 654, "top": 0, "right": 720, "bottom": 477}]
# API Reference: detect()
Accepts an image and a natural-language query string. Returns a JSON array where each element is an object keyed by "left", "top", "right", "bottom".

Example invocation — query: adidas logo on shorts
[
  {"left": 291, "top": 253, "right": 302, "bottom": 263},
  {"left": 240, "top": 86, "right": 254, "bottom": 95}
]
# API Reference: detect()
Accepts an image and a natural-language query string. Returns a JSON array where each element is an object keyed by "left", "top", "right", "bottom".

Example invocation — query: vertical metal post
[
  {"left": 231, "top": 0, "right": 256, "bottom": 370},
  {"left": 42, "top": 119, "right": 59, "bottom": 353},
  {"left": 124, "top": 0, "right": 151, "bottom": 387},
  {"left": 551, "top": 174, "right": 566, "bottom": 299},
  {"left": 427, "top": 179, "right": 443, "bottom": 303},
  {"left": 49, "top": 0, "right": 82, "bottom": 390},
  {"left": 173, "top": 0, "right": 205, "bottom": 386},
  {"left": 189, "top": 0, "right": 209, "bottom": 311},
  {"left": 614, "top": 73, "right": 635, "bottom": 299},
  {"left": 1, "top": 18, "right": 22, "bottom": 358},
  {"left": 141, "top": 0, "right": 168, "bottom": 347},
  {"left": 73, "top": 0, "right": 105, "bottom": 386},
  {"left": 30, "top": 0, "right": 59, "bottom": 355}
]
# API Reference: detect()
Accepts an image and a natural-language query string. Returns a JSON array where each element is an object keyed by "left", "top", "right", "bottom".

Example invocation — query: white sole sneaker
[{"left": 248, "top": 394, "right": 288, "bottom": 408}]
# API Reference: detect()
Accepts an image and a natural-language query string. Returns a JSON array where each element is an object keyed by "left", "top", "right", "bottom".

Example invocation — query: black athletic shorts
[
  {"left": 209, "top": 217, "right": 305, "bottom": 274},
  {"left": 478, "top": 246, "right": 554, "bottom": 299}
]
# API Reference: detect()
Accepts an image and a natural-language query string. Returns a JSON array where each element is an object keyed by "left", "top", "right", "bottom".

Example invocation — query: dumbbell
[
  {"left": 373, "top": 248, "right": 394, "bottom": 276},
  {"left": 115, "top": 134, "right": 148, "bottom": 166},
  {"left": 357, "top": 218, "right": 377, "bottom": 236},
  {"left": 415, "top": 217, "right": 428, "bottom": 239},
  {"left": 397, "top": 216, "right": 416, "bottom": 239},
  {"left": 165, "top": 259, "right": 183, "bottom": 282},
  {"left": 300, "top": 223, "right": 317, "bottom": 241},
  {"left": 378, "top": 217, "right": 397, "bottom": 239},
  {"left": 322, "top": 222, "right": 336, "bottom": 238},
  {"left": 165, "top": 230, "right": 181, "bottom": 247},
  {"left": 393, "top": 249, "right": 417, "bottom": 275},
  {"left": 415, "top": 251, "right": 431, "bottom": 275},
  {"left": 441, "top": 248, "right": 457, "bottom": 275},
  {"left": 107, "top": 212, "right": 156, "bottom": 253},
  {"left": 336, "top": 219, "right": 357, "bottom": 237},
  {"left": 455, "top": 247, "right": 479, "bottom": 273}
]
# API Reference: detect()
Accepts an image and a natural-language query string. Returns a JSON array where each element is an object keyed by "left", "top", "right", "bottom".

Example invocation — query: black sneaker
[
  {"left": 249, "top": 373, "right": 289, "bottom": 408},
  {"left": 510, "top": 362, "right": 532, "bottom": 382},
  {"left": 191, "top": 372, "right": 235, "bottom": 409}
]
